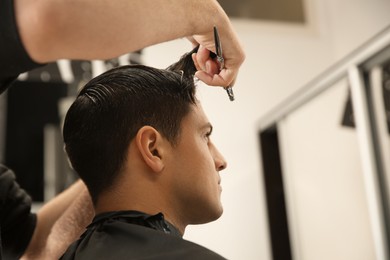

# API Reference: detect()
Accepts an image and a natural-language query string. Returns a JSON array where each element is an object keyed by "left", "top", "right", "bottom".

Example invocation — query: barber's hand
[{"left": 189, "top": 29, "right": 245, "bottom": 88}]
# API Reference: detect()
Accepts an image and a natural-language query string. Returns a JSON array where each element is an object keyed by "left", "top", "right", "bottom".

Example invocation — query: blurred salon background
[{"left": 1, "top": 0, "right": 390, "bottom": 259}]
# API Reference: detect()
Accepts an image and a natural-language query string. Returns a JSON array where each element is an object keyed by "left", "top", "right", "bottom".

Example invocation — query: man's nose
[{"left": 212, "top": 143, "right": 227, "bottom": 171}]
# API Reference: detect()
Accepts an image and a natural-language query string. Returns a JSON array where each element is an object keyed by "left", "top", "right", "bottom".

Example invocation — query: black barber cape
[{"left": 61, "top": 211, "right": 227, "bottom": 260}]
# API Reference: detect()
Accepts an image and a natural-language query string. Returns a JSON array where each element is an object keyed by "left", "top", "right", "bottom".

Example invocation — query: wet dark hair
[{"left": 63, "top": 47, "right": 198, "bottom": 204}]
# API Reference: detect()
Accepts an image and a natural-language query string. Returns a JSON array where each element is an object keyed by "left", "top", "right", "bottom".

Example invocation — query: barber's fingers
[
  {"left": 192, "top": 46, "right": 210, "bottom": 71},
  {"left": 195, "top": 59, "right": 240, "bottom": 87},
  {"left": 192, "top": 51, "right": 219, "bottom": 75},
  {"left": 192, "top": 46, "right": 238, "bottom": 87},
  {"left": 195, "top": 67, "right": 237, "bottom": 88}
]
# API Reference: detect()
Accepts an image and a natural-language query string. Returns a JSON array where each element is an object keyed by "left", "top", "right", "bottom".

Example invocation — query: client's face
[{"left": 166, "top": 102, "right": 227, "bottom": 225}]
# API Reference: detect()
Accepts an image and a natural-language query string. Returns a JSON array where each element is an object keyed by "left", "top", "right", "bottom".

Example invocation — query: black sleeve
[
  {"left": 0, "top": 165, "right": 37, "bottom": 259},
  {"left": 0, "top": 0, "right": 45, "bottom": 94}
]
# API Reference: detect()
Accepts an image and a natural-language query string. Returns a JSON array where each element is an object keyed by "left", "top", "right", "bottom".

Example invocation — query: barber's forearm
[
  {"left": 22, "top": 180, "right": 93, "bottom": 259},
  {"left": 32, "top": 188, "right": 93, "bottom": 259},
  {"left": 21, "top": 181, "right": 93, "bottom": 259},
  {"left": 15, "top": 0, "right": 231, "bottom": 62},
  {"left": 36, "top": 180, "right": 87, "bottom": 226}
]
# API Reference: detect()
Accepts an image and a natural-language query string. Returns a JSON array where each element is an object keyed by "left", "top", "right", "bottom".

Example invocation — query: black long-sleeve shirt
[
  {"left": 0, "top": 1, "right": 41, "bottom": 258},
  {"left": 0, "top": 165, "right": 36, "bottom": 260},
  {"left": 0, "top": 0, "right": 43, "bottom": 94}
]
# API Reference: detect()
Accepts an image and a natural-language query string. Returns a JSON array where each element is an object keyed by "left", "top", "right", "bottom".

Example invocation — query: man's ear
[{"left": 135, "top": 126, "right": 165, "bottom": 173}]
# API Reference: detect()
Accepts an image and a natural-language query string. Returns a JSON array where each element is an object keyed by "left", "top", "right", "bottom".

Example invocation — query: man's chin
[{"left": 192, "top": 207, "right": 224, "bottom": 225}]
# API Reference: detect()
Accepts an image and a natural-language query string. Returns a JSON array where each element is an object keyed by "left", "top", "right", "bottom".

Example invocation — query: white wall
[
  {"left": 279, "top": 79, "right": 376, "bottom": 260},
  {"left": 142, "top": 1, "right": 390, "bottom": 259}
]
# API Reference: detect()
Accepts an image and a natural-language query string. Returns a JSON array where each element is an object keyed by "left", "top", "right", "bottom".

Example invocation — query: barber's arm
[
  {"left": 21, "top": 180, "right": 93, "bottom": 260},
  {"left": 14, "top": 0, "right": 244, "bottom": 88}
]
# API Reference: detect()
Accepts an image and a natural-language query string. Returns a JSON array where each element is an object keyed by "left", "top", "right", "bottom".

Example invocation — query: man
[
  {"left": 0, "top": 0, "right": 244, "bottom": 258},
  {"left": 60, "top": 49, "right": 228, "bottom": 259},
  {"left": 1, "top": 0, "right": 245, "bottom": 91}
]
